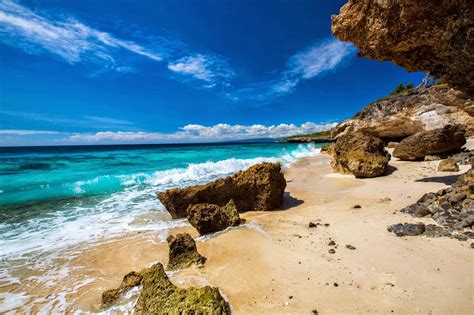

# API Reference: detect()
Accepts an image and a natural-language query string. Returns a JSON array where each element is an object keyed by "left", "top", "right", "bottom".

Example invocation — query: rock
[
  {"left": 437, "top": 158, "right": 459, "bottom": 172},
  {"left": 450, "top": 150, "right": 474, "bottom": 166},
  {"left": 308, "top": 222, "right": 317, "bottom": 228},
  {"left": 331, "top": 1, "right": 474, "bottom": 96},
  {"left": 387, "top": 223, "right": 426, "bottom": 236},
  {"left": 102, "top": 271, "right": 144, "bottom": 307},
  {"left": 424, "top": 155, "right": 442, "bottom": 162},
  {"left": 330, "top": 133, "right": 390, "bottom": 178},
  {"left": 387, "top": 142, "right": 398, "bottom": 149},
  {"left": 353, "top": 204, "right": 361, "bottom": 209},
  {"left": 393, "top": 125, "right": 466, "bottom": 161},
  {"left": 328, "top": 249, "right": 336, "bottom": 254},
  {"left": 331, "top": 85, "right": 474, "bottom": 141},
  {"left": 345, "top": 244, "right": 356, "bottom": 250},
  {"left": 187, "top": 200, "right": 242, "bottom": 235},
  {"left": 328, "top": 240, "right": 336, "bottom": 246},
  {"left": 166, "top": 233, "right": 206, "bottom": 270},
  {"left": 158, "top": 162, "right": 286, "bottom": 219},
  {"left": 136, "top": 263, "right": 230, "bottom": 314},
  {"left": 399, "top": 169, "right": 474, "bottom": 240}
]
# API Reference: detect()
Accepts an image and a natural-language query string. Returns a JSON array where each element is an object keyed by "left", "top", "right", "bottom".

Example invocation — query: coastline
[{"left": 3, "top": 148, "right": 472, "bottom": 313}]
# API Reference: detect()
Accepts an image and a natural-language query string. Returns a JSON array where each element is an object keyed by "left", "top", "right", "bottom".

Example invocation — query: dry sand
[{"left": 4, "top": 151, "right": 473, "bottom": 314}]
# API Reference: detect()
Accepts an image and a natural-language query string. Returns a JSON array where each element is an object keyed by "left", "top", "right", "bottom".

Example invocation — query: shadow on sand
[
  {"left": 278, "top": 192, "right": 304, "bottom": 211},
  {"left": 415, "top": 174, "right": 460, "bottom": 185}
]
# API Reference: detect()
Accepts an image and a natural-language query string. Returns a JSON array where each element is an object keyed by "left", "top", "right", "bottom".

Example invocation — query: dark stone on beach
[
  {"left": 470, "top": 243, "right": 474, "bottom": 249},
  {"left": 166, "top": 233, "right": 205, "bottom": 270},
  {"left": 309, "top": 222, "right": 318, "bottom": 228},
  {"left": 187, "top": 199, "right": 241, "bottom": 235},
  {"left": 328, "top": 240, "right": 336, "bottom": 246},
  {"left": 346, "top": 244, "right": 356, "bottom": 250},
  {"left": 328, "top": 248, "right": 336, "bottom": 254},
  {"left": 398, "top": 169, "right": 473, "bottom": 240},
  {"left": 393, "top": 125, "right": 466, "bottom": 161},
  {"left": 353, "top": 204, "right": 362, "bottom": 209},
  {"left": 333, "top": 283, "right": 339, "bottom": 287},
  {"left": 312, "top": 309, "right": 320, "bottom": 315},
  {"left": 387, "top": 223, "right": 426, "bottom": 236},
  {"left": 136, "top": 263, "right": 230, "bottom": 314},
  {"left": 158, "top": 162, "right": 286, "bottom": 219},
  {"left": 102, "top": 271, "right": 144, "bottom": 307},
  {"left": 330, "top": 133, "right": 390, "bottom": 178}
]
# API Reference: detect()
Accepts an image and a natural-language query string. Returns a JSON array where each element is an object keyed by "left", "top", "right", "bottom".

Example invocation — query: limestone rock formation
[
  {"left": 387, "top": 223, "right": 426, "bottom": 237},
  {"left": 332, "top": 1, "right": 474, "bottom": 96},
  {"left": 102, "top": 271, "right": 144, "bottom": 307},
  {"left": 331, "top": 85, "right": 474, "bottom": 141},
  {"left": 330, "top": 133, "right": 390, "bottom": 178},
  {"left": 166, "top": 233, "right": 206, "bottom": 270},
  {"left": 136, "top": 263, "right": 231, "bottom": 314},
  {"left": 187, "top": 199, "right": 242, "bottom": 235},
  {"left": 158, "top": 162, "right": 286, "bottom": 219},
  {"left": 395, "top": 169, "right": 474, "bottom": 241},
  {"left": 437, "top": 158, "right": 459, "bottom": 172},
  {"left": 393, "top": 125, "right": 466, "bottom": 160}
]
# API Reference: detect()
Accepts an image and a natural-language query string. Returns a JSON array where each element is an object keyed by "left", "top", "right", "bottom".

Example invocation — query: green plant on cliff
[
  {"left": 285, "top": 130, "right": 331, "bottom": 140},
  {"left": 389, "top": 83, "right": 414, "bottom": 97}
]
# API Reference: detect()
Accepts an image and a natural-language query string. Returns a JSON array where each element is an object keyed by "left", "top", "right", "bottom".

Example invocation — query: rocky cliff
[
  {"left": 332, "top": 0, "right": 474, "bottom": 96},
  {"left": 331, "top": 84, "right": 474, "bottom": 141}
]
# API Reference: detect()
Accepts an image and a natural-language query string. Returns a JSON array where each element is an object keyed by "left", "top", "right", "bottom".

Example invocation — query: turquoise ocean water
[{"left": 0, "top": 142, "right": 323, "bottom": 312}]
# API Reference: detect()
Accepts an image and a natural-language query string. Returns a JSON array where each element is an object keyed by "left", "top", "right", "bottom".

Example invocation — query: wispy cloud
[
  {"left": 67, "top": 122, "right": 336, "bottom": 144},
  {"left": 0, "top": 0, "right": 165, "bottom": 69},
  {"left": 235, "top": 39, "right": 356, "bottom": 101},
  {"left": 0, "top": 129, "right": 60, "bottom": 135},
  {"left": 168, "top": 54, "right": 235, "bottom": 88},
  {"left": 0, "top": 111, "right": 135, "bottom": 129}
]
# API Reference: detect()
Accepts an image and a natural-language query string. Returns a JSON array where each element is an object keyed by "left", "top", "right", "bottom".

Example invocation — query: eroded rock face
[
  {"left": 331, "top": 85, "right": 474, "bottom": 141},
  {"left": 330, "top": 133, "right": 390, "bottom": 178},
  {"left": 332, "top": 1, "right": 474, "bottom": 96},
  {"left": 158, "top": 162, "right": 286, "bottom": 219},
  {"left": 102, "top": 271, "right": 144, "bottom": 307},
  {"left": 166, "top": 233, "right": 206, "bottom": 270},
  {"left": 393, "top": 125, "right": 466, "bottom": 160},
  {"left": 187, "top": 199, "right": 242, "bottom": 235},
  {"left": 437, "top": 158, "right": 459, "bottom": 172},
  {"left": 136, "top": 263, "right": 230, "bottom": 315},
  {"left": 395, "top": 169, "right": 474, "bottom": 241}
]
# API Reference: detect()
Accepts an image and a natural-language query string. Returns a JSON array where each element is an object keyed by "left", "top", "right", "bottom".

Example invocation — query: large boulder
[
  {"left": 101, "top": 263, "right": 231, "bottom": 313},
  {"left": 332, "top": 0, "right": 474, "bottom": 96},
  {"left": 166, "top": 233, "right": 206, "bottom": 270},
  {"left": 187, "top": 200, "right": 242, "bottom": 235},
  {"left": 158, "top": 162, "right": 286, "bottom": 219},
  {"left": 136, "top": 263, "right": 231, "bottom": 314},
  {"left": 330, "top": 133, "right": 390, "bottom": 178},
  {"left": 398, "top": 169, "right": 474, "bottom": 240},
  {"left": 331, "top": 85, "right": 474, "bottom": 141},
  {"left": 393, "top": 125, "right": 466, "bottom": 161}
]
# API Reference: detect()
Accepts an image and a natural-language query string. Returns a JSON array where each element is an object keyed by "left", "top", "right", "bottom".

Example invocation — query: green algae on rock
[
  {"left": 166, "top": 233, "right": 206, "bottom": 270},
  {"left": 102, "top": 271, "right": 144, "bottom": 307},
  {"left": 136, "top": 263, "right": 231, "bottom": 315}
]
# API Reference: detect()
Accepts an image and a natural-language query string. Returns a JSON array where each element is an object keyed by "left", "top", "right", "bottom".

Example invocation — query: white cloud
[
  {"left": 67, "top": 122, "right": 336, "bottom": 144},
  {"left": 0, "top": 129, "right": 60, "bottom": 135},
  {"left": 0, "top": 0, "right": 163, "bottom": 68},
  {"left": 168, "top": 54, "right": 235, "bottom": 88}
]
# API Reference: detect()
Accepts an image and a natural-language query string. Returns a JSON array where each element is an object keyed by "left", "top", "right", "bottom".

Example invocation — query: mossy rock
[
  {"left": 166, "top": 233, "right": 206, "bottom": 270},
  {"left": 136, "top": 263, "right": 231, "bottom": 314},
  {"left": 102, "top": 271, "right": 144, "bottom": 307}
]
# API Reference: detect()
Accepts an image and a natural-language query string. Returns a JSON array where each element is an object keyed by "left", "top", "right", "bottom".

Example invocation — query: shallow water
[{"left": 0, "top": 142, "right": 323, "bottom": 313}]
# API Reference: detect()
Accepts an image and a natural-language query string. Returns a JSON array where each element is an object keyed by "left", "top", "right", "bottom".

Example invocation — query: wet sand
[{"left": 3, "top": 152, "right": 473, "bottom": 314}]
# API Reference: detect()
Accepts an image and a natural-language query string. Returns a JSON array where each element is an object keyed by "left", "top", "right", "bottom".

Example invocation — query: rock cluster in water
[
  {"left": 389, "top": 169, "right": 474, "bottom": 241},
  {"left": 331, "top": 0, "right": 474, "bottom": 96},
  {"left": 166, "top": 233, "right": 206, "bottom": 270},
  {"left": 393, "top": 125, "right": 466, "bottom": 161},
  {"left": 331, "top": 85, "right": 474, "bottom": 141},
  {"left": 158, "top": 162, "right": 286, "bottom": 219},
  {"left": 330, "top": 133, "right": 390, "bottom": 178}
]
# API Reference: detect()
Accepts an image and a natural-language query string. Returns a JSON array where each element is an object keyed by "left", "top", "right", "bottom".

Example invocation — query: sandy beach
[{"left": 4, "top": 148, "right": 472, "bottom": 314}]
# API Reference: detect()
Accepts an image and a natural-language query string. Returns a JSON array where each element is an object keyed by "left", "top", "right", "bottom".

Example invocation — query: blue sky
[{"left": 0, "top": 0, "right": 424, "bottom": 146}]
